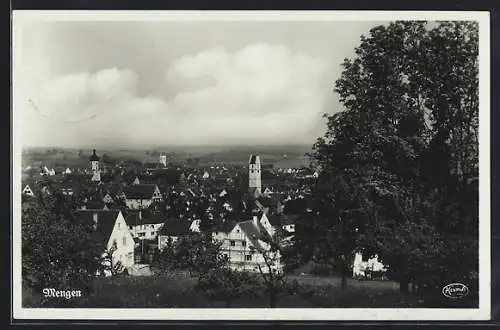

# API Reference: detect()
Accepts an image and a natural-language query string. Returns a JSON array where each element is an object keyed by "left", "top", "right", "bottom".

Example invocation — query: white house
[
  {"left": 352, "top": 252, "right": 387, "bottom": 279},
  {"left": 22, "top": 184, "right": 35, "bottom": 197},
  {"left": 124, "top": 184, "right": 163, "bottom": 210},
  {"left": 126, "top": 210, "right": 165, "bottom": 240},
  {"left": 75, "top": 210, "right": 135, "bottom": 276},
  {"left": 212, "top": 215, "right": 282, "bottom": 273},
  {"left": 189, "top": 219, "right": 201, "bottom": 233},
  {"left": 202, "top": 171, "right": 210, "bottom": 179}
]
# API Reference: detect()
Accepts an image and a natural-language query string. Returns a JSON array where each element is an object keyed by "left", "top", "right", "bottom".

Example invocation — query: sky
[{"left": 14, "top": 15, "right": 390, "bottom": 148}]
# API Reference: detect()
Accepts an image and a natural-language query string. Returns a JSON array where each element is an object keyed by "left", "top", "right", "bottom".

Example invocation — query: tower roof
[
  {"left": 249, "top": 154, "right": 260, "bottom": 165},
  {"left": 89, "top": 149, "right": 100, "bottom": 161}
]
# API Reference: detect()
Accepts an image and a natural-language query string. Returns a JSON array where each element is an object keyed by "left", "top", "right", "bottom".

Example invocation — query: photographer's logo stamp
[{"left": 442, "top": 283, "right": 469, "bottom": 299}]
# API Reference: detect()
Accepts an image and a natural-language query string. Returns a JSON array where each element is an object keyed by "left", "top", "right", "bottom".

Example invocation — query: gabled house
[
  {"left": 74, "top": 210, "right": 135, "bottom": 275},
  {"left": 214, "top": 215, "right": 282, "bottom": 273},
  {"left": 126, "top": 210, "right": 165, "bottom": 241},
  {"left": 157, "top": 219, "right": 193, "bottom": 251},
  {"left": 102, "top": 193, "right": 114, "bottom": 204},
  {"left": 124, "top": 184, "right": 163, "bottom": 210},
  {"left": 22, "top": 184, "right": 35, "bottom": 197}
]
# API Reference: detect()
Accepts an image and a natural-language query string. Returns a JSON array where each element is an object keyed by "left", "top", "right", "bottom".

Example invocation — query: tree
[
  {"left": 307, "top": 21, "right": 479, "bottom": 294},
  {"left": 22, "top": 191, "right": 105, "bottom": 306},
  {"left": 252, "top": 234, "right": 299, "bottom": 308},
  {"left": 101, "top": 241, "right": 125, "bottom": 276},
  {"left": 196, "top": 267, "right": 259, "bottom": 307},
  {"left": 156, "top": 233, "right": 227, "bottom": 276},
  {"left": 155, "top": 233, "right": 260, "bottom": 306}
]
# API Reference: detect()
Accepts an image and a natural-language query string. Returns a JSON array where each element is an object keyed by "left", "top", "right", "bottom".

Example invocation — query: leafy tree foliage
[
  {"left": 22, "top": 191, "right": 105, "bottom": 305},
  {"left": 302, "top": 21, "right": 479, "bottom": 293},
  {"left": 101, "top": 242, "right": 125, "bottom": 276},
  {"left": 252, "top": 235, "right": 300, "bottom": 307},
  {"left": 196, "top": 267, "right": 259, "bottom": 307},
  {"left": 156, "top": 233, "right": 228, "bottom": 276}
]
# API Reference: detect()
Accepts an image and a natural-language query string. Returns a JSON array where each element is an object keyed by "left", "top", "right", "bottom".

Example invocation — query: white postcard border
[{"left": 11, "top": 10, "right": 491, "bottom": 321}]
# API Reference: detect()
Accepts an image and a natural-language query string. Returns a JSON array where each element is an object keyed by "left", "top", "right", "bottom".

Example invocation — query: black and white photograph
[{"left": 12, "top": 11, "right": 491, "bottom": 320}]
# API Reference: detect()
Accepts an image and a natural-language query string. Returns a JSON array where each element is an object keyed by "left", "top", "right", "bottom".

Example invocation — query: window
[
  {"left": 245, "top": 255, "right": 252, "bottom": 261},
  {"left": 117, "top": 222, "right": 121, "bottom": 229},
  {"left": 138, "top": 233, "right": 145, "bottom": 237},
  {"left": 236, "top": 229, "right": 240, "bottom": 233},
  {"left": 230, "top": 240, "right": 236, "bottom": 247},
  {"left": 242, "top": 241, "right": 247, "bottom": 247},
  {"left": 123, "top": 237, "right": 127, "bottom": 246}
]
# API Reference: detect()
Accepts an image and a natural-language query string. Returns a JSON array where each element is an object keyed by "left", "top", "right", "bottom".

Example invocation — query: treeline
[{"left": 294, "top": 21, "right": 479, "bottom": 294}]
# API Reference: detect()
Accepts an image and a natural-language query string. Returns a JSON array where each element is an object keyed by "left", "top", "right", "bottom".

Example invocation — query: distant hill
[{"left": 21, "top": 145, "right": 313, "bottom": 169}]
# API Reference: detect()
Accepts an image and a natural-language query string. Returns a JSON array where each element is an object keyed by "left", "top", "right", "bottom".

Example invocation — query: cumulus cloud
[{"left": 20, "top": 44, "right": 330, "bottom": 147}]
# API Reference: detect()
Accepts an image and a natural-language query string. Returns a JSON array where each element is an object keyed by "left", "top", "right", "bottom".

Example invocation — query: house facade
[
  {"left": 212, "top": 215, "right": 282, "bottom": 273},
  {"left": 105, "top": 211, "right": 135, "bottom": 271},
  {"left": 127, "top": 211, "right": 165, "bottom": 240},
  {"left": 22, "top": 184, "right": 35, "bottom": 197},
  {"left": 75, "top": 210, "right": 135, "bottom": 276},
  {"left": 124, "top": 184, "right": 163, "bottom": 209}
]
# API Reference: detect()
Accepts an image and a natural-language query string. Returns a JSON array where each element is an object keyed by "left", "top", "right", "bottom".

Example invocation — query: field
[
  {"left": 23, "top": 273, "right": 476, "bottom": 309},
  {"left": 21, "top": 145, "right": 313, "bottom": 169}
]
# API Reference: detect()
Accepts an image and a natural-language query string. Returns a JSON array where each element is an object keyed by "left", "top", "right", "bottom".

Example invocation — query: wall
[
  {"left": 126, "top": 199, "right": 153, "bottom": 210},
  {"left": 131, "top": 223, "right": 164, "bottom": 240}
]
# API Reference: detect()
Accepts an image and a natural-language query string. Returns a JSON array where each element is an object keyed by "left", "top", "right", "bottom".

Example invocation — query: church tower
[
  {"left": 89, "top": 149, "right": 101, "bottom": 182},
  {"left": 248, "top": 154, "right": 262, "bottom": 195},
  {"left": 160, "top": 153, "right": 167, "bottom": 167}
]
